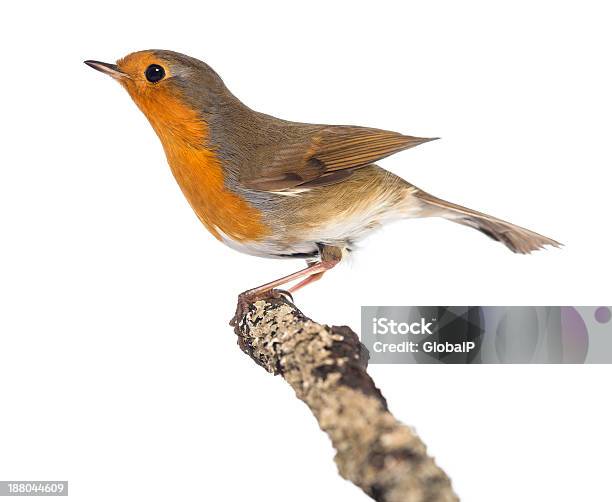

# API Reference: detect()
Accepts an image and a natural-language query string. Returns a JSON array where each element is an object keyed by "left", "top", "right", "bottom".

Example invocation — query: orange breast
[
  {"left": 165, "top": 145, "right": 269, "bottom": 241},
  {"left": 125, "top": 81, "right": 269, "bottom": 242}
]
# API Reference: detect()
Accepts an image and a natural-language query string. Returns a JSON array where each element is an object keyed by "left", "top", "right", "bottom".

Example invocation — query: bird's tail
[{"left": 414, "top": 190, "right": 561, "bottom": 254}]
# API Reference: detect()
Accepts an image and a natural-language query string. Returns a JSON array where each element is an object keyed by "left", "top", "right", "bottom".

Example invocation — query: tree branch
[{"left": 232, "top": 296, "right": 459, "bottom": 501}]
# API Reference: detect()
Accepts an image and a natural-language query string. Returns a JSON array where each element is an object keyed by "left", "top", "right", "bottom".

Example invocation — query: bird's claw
[{"left": 271, "top": 288, "right": 294, "bottom": 303}]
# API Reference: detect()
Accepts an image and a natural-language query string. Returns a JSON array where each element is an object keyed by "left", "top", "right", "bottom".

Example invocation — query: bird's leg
[
  {"left": 287, "top": 271, "right": 325, "bottom": 294},
  {"left": 230, "top": 246, "right": 341, "bottom": 326},
  {"left": 230, "top": 261, "right": 333, "bottom": 327}
]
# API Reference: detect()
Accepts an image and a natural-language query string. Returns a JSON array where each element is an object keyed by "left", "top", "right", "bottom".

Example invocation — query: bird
[{"left": 85, "top": 50, "right": 560, "bottom": 323}]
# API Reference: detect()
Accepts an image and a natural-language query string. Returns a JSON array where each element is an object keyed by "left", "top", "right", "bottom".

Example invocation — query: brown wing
[{"left": 240, "top": 125, "right": 437, "bottom": 191}]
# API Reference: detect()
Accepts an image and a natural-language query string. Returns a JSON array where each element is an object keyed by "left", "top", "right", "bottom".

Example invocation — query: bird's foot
[{"left": 230, "top": 289, "right": 294, "bottom": 327}]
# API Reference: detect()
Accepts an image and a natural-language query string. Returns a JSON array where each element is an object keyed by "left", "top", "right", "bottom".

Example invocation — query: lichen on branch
[{"left": 232, "top": 296, "right": 459, "bottom": 502}]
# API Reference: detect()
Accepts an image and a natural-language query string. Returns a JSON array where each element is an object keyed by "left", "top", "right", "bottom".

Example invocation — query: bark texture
[{"left": 232, "top": 296, "right": 459, "bottom": 502}]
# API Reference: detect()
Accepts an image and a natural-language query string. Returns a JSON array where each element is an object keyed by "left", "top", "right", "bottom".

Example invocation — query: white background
[{"left": 1, "top": 1, "right": 611, "bottom": 501}]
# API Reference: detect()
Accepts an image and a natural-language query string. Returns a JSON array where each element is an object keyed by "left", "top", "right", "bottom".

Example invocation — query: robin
[{"left": 85, "top": 50, "right": 560, "bottom": 323}]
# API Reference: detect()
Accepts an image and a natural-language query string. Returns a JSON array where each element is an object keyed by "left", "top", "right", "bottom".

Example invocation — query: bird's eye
[{"left": 145, "top": 64, "right": 165, "bottom": 83}]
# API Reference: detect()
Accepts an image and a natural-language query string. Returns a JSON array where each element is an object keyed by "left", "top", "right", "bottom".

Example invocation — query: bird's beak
[{"left": 84, "top": 60, "right": 128, "bottom": 80}]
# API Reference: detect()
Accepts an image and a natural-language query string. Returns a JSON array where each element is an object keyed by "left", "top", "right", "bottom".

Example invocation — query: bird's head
[{"left": 85, "top": 50, "right": 230, "bottom": 146}]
